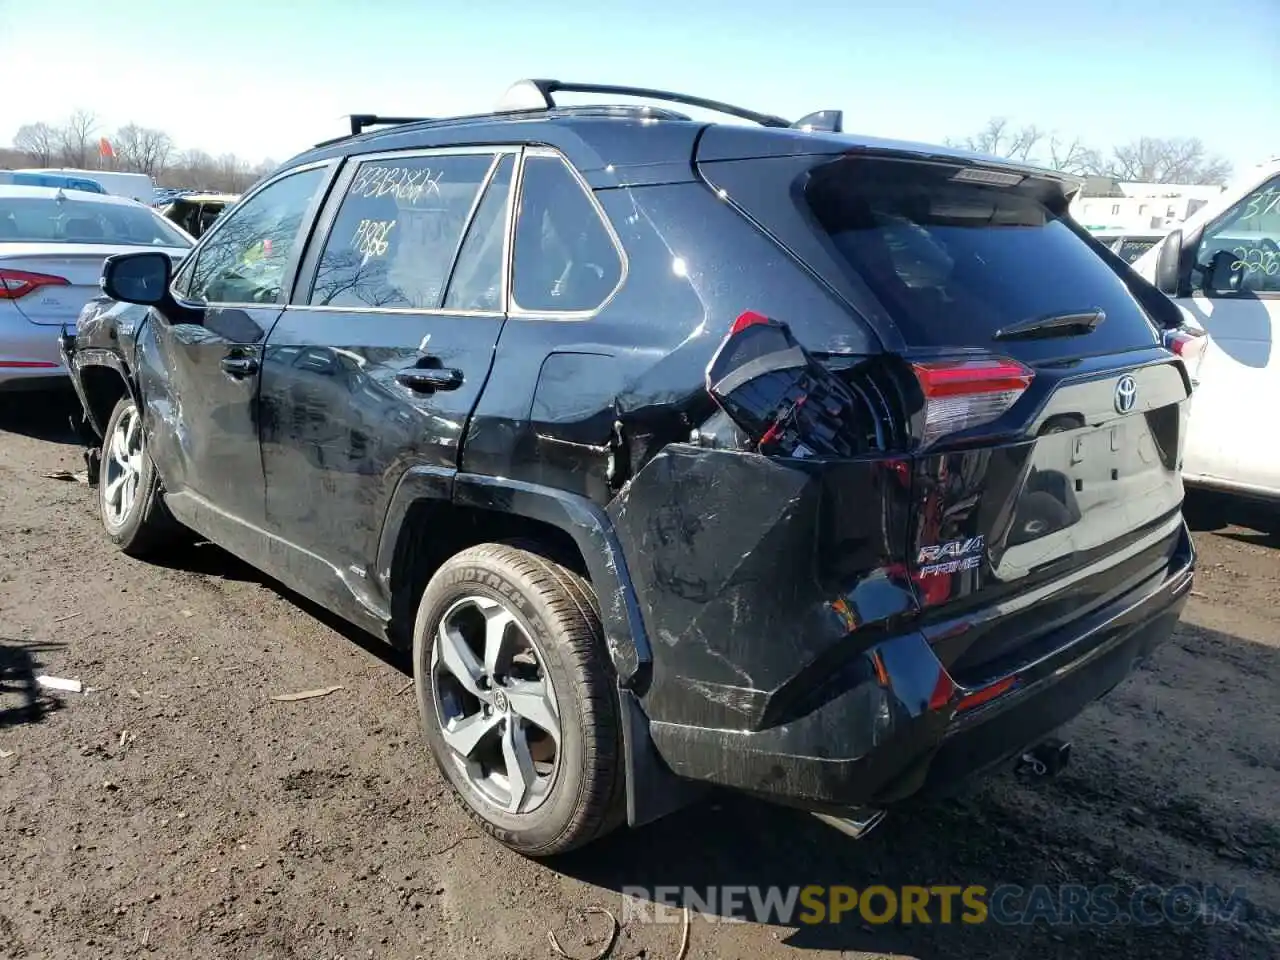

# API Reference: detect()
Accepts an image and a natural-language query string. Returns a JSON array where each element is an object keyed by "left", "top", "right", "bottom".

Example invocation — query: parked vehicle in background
[
  {"left": 64, "top": 80, "right": 1195, "bottom": 856},
  {"left": 0, "top": 171, "right": 108, "bottom": 194},
  {"left": 156, "top": 192, "right": 237, "bottom": 238},
  {"left": 12, "top": 169, "right": 156, "bottom": 205},
  {"left": 1134, "top": 157, "right": 1280, "bottom": 508},
  {"left": 0, "top": 185, "right": 192, "bottom": 390},
  {"left": 1090, "top": 228, "right": 1167, "bottom": 264}
]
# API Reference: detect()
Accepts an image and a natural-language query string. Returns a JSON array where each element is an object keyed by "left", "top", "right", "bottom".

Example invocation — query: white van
[
  {"left": 12, "top": 168, "right": 155, "bottom": 205},
  {"left": 1133, "top": 157, "right": 1280, "bottom": 506}
]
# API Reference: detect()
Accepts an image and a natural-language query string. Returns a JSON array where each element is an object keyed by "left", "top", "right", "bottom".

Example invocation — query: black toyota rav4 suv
[{"left": 63, "top": 80, "right": 1196, "bottom": 856}]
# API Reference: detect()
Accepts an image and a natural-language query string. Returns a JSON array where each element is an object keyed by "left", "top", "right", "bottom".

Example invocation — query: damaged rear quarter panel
[{"left": 607, "top": 444, "right": 917, "bottom": 732}]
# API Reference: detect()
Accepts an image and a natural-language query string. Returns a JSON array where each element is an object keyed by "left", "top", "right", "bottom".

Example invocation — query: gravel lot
[{"left": 1, "top": 396, "right": 1277, "bottom": 960}]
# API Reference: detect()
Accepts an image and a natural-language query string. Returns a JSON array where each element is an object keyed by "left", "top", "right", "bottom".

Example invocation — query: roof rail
[
  {"left": 347, "top": 114, "right": 434, "bottom": 137},
  {"left": 497, "top": 79, "right": 803, "bottom": 129},
  {"left": 496, "top": 79, "right": 844, "bottom": 133}
]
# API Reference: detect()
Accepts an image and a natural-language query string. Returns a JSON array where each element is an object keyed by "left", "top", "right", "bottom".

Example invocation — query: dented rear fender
[{"left": 606, "top": 443, "right": 918, "bottom": 732}]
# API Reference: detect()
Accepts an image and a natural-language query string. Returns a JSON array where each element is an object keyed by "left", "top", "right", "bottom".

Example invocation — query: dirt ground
[{"left": 1, "top": 396, "right": 1277, "bottom": 960}]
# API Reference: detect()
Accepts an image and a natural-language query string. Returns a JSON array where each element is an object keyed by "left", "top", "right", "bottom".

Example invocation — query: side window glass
[
  {"left": 443, "top": 155, "right": 514, "bottom": 311},
  {"left": 178, "top": 167, "right": 326, "bottom": 305},
  {"left": 309, "top": 153, "right": 495, "bottom": 309},
  {"left": 512, "top": 155, "right": 622, "bottom": 313},
  {"left": 1194, "top": 176, "right": 1280, "bottom": 296}
]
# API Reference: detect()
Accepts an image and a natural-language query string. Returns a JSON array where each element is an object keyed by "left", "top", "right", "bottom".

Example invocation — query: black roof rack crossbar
[
  {"left": 348, "top": 114, "right": 435, "bottom": 137},
  {"left": 498, "top": 79, "right": 793, "bottom": 128}
]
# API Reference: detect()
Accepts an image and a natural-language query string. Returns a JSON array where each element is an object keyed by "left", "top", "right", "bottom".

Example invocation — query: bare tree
[
  {"left": 114, "top": 124, "right": 174, "bottom": 177},
  {"left": 174, "top": 149, "right": 216, "bottom": 189},
  {"left": 113, "top": 124, "right": 145, "bottom": 170},
  {"left": 1103, "top": 137, "right": 1232, "bottom": 185},
  {"left": 13, "top": 122, "right": 57, "bottom": 166},
  {"left": 947, "top": 117, "right": 1046, "bottom": 164},
  {"left": 56, "top": 109, "right": 99, "bottom": 167},
  {"left": 1046, "top": 135, "right": 1102, "bottom": 177},
  {"left": 216, "top": 153, "right": 249, "bottom": 191}
]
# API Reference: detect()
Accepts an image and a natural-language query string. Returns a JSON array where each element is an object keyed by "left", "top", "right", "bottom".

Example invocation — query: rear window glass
[
  {"left": 801, "top": 158, "right": 1156, "bottom": 355},
  {"left": 702, "top": 155, "right": 1160, "bottom": 361},
  {"left": 0, "top": 196, "right": 191, "bottom": 247}
]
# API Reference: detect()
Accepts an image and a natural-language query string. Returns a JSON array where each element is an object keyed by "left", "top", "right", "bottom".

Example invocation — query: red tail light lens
[
  {"left": 0, "top": 269, "right": 70, "bottom": 300},
  {"left": 729, "top": 309, "right": 771, "bottom": 335},
  {"left": 1163, "top": 327, "right": 1208, "bottom": 371},
  {"left": 911, "top": 357, "right": 1034, "bottom": 446}
]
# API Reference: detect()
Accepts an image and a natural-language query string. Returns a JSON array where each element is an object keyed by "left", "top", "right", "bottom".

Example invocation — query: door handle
[
  {"left": 220, "top": 355, "right": 260, "bottom": 378},
  {"left": 396, "top": 366, "right": 464, "bottom": 392}
]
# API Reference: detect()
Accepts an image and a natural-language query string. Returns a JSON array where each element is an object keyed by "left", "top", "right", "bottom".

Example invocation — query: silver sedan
[{"left": 0, "top": 185, "right": 193, "bottom": 391}]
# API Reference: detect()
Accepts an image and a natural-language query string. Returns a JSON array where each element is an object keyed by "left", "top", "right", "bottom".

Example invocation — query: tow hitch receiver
[{"left": 1016, "top": 738, "right": 1072, "bottom": 778}]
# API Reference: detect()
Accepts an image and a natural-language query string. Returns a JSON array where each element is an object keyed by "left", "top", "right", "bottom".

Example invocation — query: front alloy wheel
[
  {"left": 101, "top": 402, "right": 144, "bottom": 533},
  {"left": 97, "top": 395, "right": 181, "bottom": 557}
]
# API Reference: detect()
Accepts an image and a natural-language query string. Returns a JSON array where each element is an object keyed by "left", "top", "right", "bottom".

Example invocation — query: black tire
[
  {"left": 97, "top": 395, "right": 181, "bottom": 557},
  {"left": 413, "top": 542, "right": 624, "bottom": 856}
]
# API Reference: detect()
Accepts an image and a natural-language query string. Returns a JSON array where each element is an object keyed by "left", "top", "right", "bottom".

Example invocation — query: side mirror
[
  {"left": 1153, "top": 228, "right": 1183, "bottom": 296},
  {"left": 1202, "top": 248, "right": 1244, "bottom": 295},
  {"left": 101, "top": 251, "right": 172, "bottom": 306}
]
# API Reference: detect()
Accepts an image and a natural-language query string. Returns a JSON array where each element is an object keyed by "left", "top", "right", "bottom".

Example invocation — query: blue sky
[{"left": 1, "top": 0, "right": 1276, "bottom": 175}]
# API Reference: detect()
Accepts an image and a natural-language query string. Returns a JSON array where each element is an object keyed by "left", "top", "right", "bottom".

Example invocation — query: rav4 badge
[{"left": 917, "top": 536, "right": 986, "bottom": 576}]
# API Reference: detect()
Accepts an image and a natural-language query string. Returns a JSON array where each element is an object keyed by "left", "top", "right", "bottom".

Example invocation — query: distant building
[{"left": 1070, "top": 178, "right": 1224, "bottom": 232}]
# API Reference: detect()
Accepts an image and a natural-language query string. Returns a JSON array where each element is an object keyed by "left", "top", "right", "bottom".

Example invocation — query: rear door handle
[
  {"left": 396, "top": 367, "right": 464, "bottom": 392},
  {"left": 220, "top": 355, "right": 260, "bottom": 378}
]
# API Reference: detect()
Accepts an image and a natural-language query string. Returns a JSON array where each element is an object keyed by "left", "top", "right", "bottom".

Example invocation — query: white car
[
  {"left": 1133, "top": 157, "right": 1280, "bottom": 506},
  {"left": 0, "top": 185, "right": 193, "bottom": 391}
]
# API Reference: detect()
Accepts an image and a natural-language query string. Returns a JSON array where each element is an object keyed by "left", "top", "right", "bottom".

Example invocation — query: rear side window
[
  {"left": 512, "top": 154, "right": 622, "bottom": 313},
  {"left": 309, "top": 152, "right": 496, "bottom": 310},
  {"left": 704, "top": 156, "right": 1161, "bottom": 361}
]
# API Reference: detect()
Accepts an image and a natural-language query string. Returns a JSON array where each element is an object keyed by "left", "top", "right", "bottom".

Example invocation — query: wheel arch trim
[
  {"left": 67, "top": 350, "right": 138, "bottom": 439},
  {"left": 375, "top": 466, "right": 652, "bottom": 688}
]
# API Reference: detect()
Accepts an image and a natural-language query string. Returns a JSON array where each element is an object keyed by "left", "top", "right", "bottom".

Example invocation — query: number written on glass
[{"left": 353, "top": 219, "right": 396, "bottom": 265}]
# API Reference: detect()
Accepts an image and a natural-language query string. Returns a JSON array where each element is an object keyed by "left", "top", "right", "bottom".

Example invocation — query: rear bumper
[{"left": 647, "top": 521, "right": 1195, "bottom": 812}]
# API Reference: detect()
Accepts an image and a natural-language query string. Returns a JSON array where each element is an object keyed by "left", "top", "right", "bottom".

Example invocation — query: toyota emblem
[{"left": 1115, "top": 374, "right": 1138, "bottom": 414}]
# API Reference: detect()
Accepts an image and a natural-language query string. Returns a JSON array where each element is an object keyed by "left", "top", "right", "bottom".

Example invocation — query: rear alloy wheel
[
  {"left": 432, "top": 594, "right": 562, "bottom": 815},
  {"left": 98, "top": 396, "right": 180, "bottom": 557},
  {"left": 413, "top": 544, "right": 623, "bottom": 856}
]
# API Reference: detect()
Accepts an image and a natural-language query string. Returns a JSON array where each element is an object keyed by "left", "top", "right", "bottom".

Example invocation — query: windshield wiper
[{"left": 993, "top": 308, "right": 1105, "bottom": 341}]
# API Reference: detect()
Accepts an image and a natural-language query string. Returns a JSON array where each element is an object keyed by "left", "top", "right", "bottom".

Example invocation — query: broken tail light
[
  {"left": 1162, "top": 326, "right": 1208, "bottom": 382},
  {"left": 0, "top": 269, "right": 70, "bottom": 300},
  {"left": 911, "top": 357, "right": 1034, "bottom": 446},
  {"left": 704, "top": 312, "right": 885, "bottom": 458}
]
